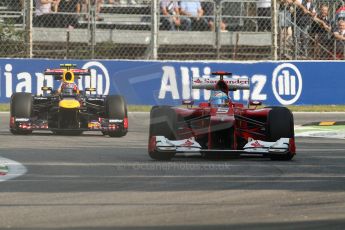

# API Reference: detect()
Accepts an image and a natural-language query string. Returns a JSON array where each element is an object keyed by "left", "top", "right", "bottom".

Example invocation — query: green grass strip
[
  {"left": 287, "top": 105, "right": 345, "bottom": 112},
  {"left": 0, "top": 104, "right": 9, "bottom": 112}
]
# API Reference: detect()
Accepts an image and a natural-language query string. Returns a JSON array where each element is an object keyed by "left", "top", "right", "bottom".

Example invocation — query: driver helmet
[
  {"left": 209, "top": 91, "right": 229, "bottom": 106},
  {"left": 60, "top": 82, "right": 78, "bottom": 95}
]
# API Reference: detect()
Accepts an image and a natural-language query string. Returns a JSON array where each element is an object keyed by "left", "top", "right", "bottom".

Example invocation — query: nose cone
[{"left": 59, "top": 99, "right": 80, "bottom": 109}]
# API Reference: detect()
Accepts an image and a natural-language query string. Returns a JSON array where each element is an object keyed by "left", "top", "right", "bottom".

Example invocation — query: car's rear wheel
[
  {"left": 10, "top": 92, "right": 33, "bottom": 135},
  {"left": 266, "top": 107, "right": 295, "bottom": 161},
  {"left": 148, "top": 106, "right": 177, "bottom": 161},
  {"left": 105, "top": 95, "right": 128, "bottom": 137}
]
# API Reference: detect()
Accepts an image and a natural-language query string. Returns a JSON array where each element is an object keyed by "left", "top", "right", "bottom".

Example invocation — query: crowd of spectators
[
  {"left": 31, "top": 0, "right": 150, "bottom": 28},
  {"left": 278, "top": 0, "right": 345, "bottom": 59},
  {"left": 160, "top": 0, "right": 228, "bottom": 31},
  {"left": 33, "top": 0, "right": 79, "bottom": 27},
  {"left": 158, "top": 0, "right": 345, "bottom": 59},
  {"left": 27, "top": 0, "right": 231, "bottom": 32},
  {"left": 33, "top": 0, "right": 105, "bottom": 28}
]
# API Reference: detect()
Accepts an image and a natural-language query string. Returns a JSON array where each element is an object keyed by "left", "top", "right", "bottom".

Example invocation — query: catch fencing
[{"left": 0, "top": 0, "right": 344, "bottom": 60}]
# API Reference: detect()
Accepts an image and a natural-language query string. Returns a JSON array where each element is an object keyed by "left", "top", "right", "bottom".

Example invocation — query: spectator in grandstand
[
  {"left": 56, "top": 0, "right": 82, "bottom": 28},
  {"left": 34, "top": 0, "right": 59, "bottom": 27},
  {"left": 334, "top": 20, "right": 345, "bottom": 40},
  {"left": 279, "top": 0, "right": 293, "bottom": 40},
  {"left": 294, "top": 0, "right": 316, "bottom": 57},
  {"left": 333, "top": 19, "right": 345, "bottom": 59},
  {"left": 257, "top": 0, "right": 271, "bottom": 31},
  {"left": 201, "top": 1, "right": 227, "bottom": 32},
  {"left": 311, "top": 5, "right": 331, "bottom": 32},
  {"left": 179, "top": 0, "right": 209, "bottom": 31},
  {"left": 160, "top": 0, "right": 181, "bottom": 31},
  {"left": 310, "top": 4, "right": 332, "bottom": 59},
  {"left": 81, "top": 0, "right": 104, "bottom": 21}
]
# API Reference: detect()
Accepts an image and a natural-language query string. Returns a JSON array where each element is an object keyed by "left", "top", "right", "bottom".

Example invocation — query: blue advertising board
[{"left": 0, "top": 58, "right": 344, "bottom": 105}]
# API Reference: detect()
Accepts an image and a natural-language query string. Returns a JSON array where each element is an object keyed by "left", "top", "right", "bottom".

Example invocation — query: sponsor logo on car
[
  {"left": 109, "top": 119, "right": 123, "bottom": 123},
  {"left": 0, "top": 165, "right": 8, "bottom": 176},
  {"left": 181, "top": 139, "right": 194, "bottom": 147},
  {"left": 193, "top": 79, "right": 202, "bottom": 84},
  {"left": 217, "top": 108, "right": 229, "bottom": 113},
  {"left": 251, "top": 140, "right": 263, "bottom": 148},
  {"left": 15, "top": 118, "right": 30, "bottom": 122}
]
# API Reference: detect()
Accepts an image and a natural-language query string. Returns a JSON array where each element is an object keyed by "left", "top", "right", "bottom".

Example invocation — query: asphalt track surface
[{"left": 0, "top": 112, "right": 345, "bottom": 230}]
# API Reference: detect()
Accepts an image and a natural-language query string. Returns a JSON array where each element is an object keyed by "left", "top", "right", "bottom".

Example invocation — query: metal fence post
[
  {"left": 25, "top": 0, "right": 33, "bottom": 58},
  {"left": 216, "top": 0, "right": 221, "bottom": 59},
  {"left": 66, "top": 29, "right": 70, "bottom": 59},
  {"left": 90, "top": 0, "right": 96, "bottom": 59},
  {"left": 271, "top": 0, "right": 278, "bottom": 60},
  {"left": 293, "top": 6, "right": 297, "bottom": 59},
  {"left": 151, "top": 0, "right": 159, "bottom": 60}
]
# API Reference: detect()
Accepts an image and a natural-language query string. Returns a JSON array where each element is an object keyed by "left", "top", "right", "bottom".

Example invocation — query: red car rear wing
[{"left": 192, "top": 77, "right": 250, "bottom": 92}]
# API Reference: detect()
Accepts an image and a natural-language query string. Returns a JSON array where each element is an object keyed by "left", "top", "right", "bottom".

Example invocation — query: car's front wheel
[
  {"left": 105, "top": 95, "right": 128, "bottom": 137},
  {"left": 10, "top": 92, "right": 33, "bottom": 135},
  {"left": 266, "top": 107, "right": 295, "bottom": 161},
  {"left": 148, "top": 106, "right": 177, "bottom": 161}
]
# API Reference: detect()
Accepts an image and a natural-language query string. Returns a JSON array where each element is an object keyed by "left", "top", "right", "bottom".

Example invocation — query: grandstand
[{"left": 0, "top": 0, "right": 343, "bottom": 60}]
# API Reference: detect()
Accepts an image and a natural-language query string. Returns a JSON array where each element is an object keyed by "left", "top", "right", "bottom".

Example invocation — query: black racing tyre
[
  {"left": 10, "top": 92, "right": 33, "bottom": 135},
  {"left": 106, "top": 95, "right": 128, "bottom": 137},
  {"left": 148, "top": 106, "right": 177, "bottom": 161},
  {"left": 10, "top": 93, "right": 33, "bottom": 118},
  {"left": 266, "top": 107, "right": 294, "bottom": 161}
]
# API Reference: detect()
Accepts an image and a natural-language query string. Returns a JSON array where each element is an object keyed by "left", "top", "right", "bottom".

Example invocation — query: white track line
[{"left": 0, "top": 157, "right": 27, "bottom": 182}]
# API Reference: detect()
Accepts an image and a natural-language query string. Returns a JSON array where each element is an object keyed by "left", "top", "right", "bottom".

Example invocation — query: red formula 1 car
[{"left": 148, "top": 71, "right": 296, "bottom": 161}]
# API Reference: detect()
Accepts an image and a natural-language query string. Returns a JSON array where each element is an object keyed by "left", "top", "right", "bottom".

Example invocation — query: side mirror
[
  {"left": 249, "top": 100, "right": 262, "bottom": 106},
  {"left": 85, "top": 88, "right": 96, "bottom": 92},
  {"left": 41, "top": 86, "right": 52, "bottom": 91},
  {"left": 182, "top": 99, "right": 194, "bottom": 107}
]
